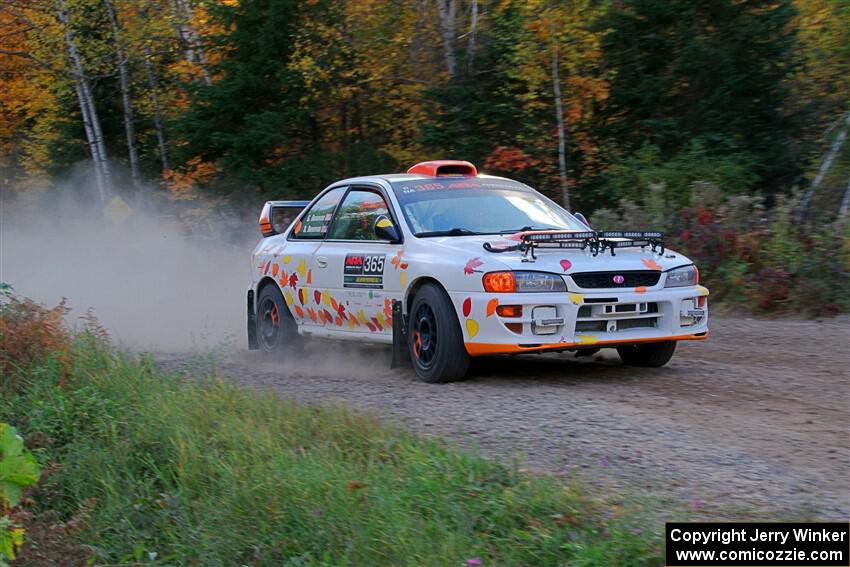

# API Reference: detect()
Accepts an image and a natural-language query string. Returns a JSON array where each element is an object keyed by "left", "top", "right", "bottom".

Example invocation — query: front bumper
[{"left": 450, "top": 285, "right": 709, "bottom": 356}]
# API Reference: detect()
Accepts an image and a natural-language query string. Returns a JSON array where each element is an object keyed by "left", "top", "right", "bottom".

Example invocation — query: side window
[
  {"left": 327, "top": 189, "right": 391, "bottom": 241},
  {"left": 291, "top": 187, "right": 347, "bottom": 239}
]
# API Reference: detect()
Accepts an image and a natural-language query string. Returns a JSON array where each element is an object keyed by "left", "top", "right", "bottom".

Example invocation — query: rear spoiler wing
[
  {"left": 259, "top": 200, "right": 310, "bottom": 237},
  {"left": 483, "top": 230, "right": 665, "bottom": 260}
]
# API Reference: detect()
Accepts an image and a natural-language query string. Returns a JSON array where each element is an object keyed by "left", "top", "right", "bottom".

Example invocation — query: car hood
[{"left": 419, "top": 234, "right": 694, "bottom": 274}]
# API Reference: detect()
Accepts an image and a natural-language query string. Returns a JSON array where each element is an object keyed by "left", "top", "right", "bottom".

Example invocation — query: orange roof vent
[{"left": 407, "top": 160, "right": 477, "bottom": 177}]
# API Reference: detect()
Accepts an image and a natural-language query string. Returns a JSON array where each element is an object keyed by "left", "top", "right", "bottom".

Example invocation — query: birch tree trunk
[
  {"left": 467, "top": 0, "right": 478, "bottom": 75},
  {"left": 104, "top": 0, "right": 141, "bottom": 189},
  {"left": 143, "top": 43, "right": 170, "bottom": 172},
  {"left": 551, "top": 41, "right": 570, "bottom": 210},
  {"left": 838, "top": 175, "right": 850, "bottom": 220},
  {"left": 56, "top": 0, "right": 111, "bottom": 200},
  {"left": 171, "top": 0, "right": 212, "bottom": 85},
  {"left": 435, "top": 0, "right": 457, "bottom": 80},
  {"left": 798, "top": 110, "right": 850, "bottom": 220}
]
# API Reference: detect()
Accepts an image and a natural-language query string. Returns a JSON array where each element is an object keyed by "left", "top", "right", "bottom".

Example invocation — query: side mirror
[
  {"left": 374, "top": 215, "right": 401, "bottom": 242},
  {"left": 573, "top": 212, "right": 591, "bottom": 229}
]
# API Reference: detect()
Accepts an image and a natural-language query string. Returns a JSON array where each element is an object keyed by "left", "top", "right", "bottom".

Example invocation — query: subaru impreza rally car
[{"left": 248, "top": 160, "right": 709, "bottom": 383}]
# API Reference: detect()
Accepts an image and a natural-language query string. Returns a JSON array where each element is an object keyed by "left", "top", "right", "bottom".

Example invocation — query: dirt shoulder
[{"left": 157, "top": 315, "right": 850, "bottom": 523}]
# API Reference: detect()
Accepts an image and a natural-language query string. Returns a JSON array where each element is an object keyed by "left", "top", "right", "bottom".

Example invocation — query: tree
[{"left": 598, "top": 0, "right": 799, "bottom": 191}]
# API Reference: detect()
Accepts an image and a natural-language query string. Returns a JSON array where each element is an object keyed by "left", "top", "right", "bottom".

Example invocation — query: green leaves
[{"left": 0, "top": 423, "right": 40, "bottom": 508}]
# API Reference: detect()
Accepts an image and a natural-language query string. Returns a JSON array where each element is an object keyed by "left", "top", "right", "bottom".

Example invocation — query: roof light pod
[{"left": 407, "top": 160, "right": 477, "bottom": 177}]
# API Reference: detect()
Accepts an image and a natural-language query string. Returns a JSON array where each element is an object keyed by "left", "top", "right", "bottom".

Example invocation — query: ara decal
[
  {"left": 635, "top": 286, "right": 647, "bottom": 294},
  {"left": 559, "top": 259, "right": 572, "bottom": 272},
  {"left": 465, "top": 319, "right": 479, "bottom": 338},
  {"left": 577, "top": 335, "right": 598, "bottom": 345},
  {"left": 642, "top": 258, "right": 662, "bottom": 271},
  {"left": 375, "top": 312, "right": 388, "bottom": 328},
  {"left": 288, "top": 273, "right": 298, "bottom": 288},
  {"left": 463, "top": 257, "right": 484, "bottom": 275},
  {"left": 486, "top": 298, "right": 498, "bottom": 317},
  {"left": 568, "top": 293, "right": 584, "bottom": 305},
  {"left": 390, "top": 249, "right": 409, "bottom": 270},
  {"left": 462, "top": 297, "right": 472, "bottom": 317},
  {"left": 391, "top": 249, "right": 409, "bottom": 287},
  {"left": 271, "top": 263, "right": 279, "bottom": 277}
]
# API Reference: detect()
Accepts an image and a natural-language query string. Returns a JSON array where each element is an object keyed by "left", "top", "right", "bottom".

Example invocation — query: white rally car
[{"left": 247, "top": 160, "right": 709, "bottom": 383}]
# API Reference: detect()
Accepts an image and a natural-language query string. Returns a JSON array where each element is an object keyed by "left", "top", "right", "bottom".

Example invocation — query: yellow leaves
[{"left": 164, "top": 157, "right": 217, "bottom": 200}]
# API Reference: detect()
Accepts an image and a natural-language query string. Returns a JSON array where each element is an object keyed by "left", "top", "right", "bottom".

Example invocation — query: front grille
[{"left": 571, "top": 270, "right": 660, "bottom": 289}]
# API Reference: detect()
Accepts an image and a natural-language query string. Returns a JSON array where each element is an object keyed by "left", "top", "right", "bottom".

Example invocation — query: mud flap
[
  {"left": 390, "top": 300, "right": 409, "bottom": 368},
  {"left": 247, "top": 289, "right": 258, "bottom": 350}
]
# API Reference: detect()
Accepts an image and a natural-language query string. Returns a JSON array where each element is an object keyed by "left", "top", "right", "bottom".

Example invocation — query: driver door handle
[{"left": 316, "top": 256, "right": 328, "bottom": 268}]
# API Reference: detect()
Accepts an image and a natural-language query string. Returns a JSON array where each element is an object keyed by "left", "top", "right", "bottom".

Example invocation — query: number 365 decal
[{"left": 344, "top": 254, "right": 386, "bottom": 289}]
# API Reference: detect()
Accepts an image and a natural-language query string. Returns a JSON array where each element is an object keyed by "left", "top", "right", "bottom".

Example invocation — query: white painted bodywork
[{"left": 249, "top": 173, "right": 709, "bottom": 355}]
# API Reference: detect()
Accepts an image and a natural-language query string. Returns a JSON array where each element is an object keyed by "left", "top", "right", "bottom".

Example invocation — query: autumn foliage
[
  {"left": 1, "top": 0, "right": 846, "bottom": 212},
  {"left": 0, "top": 286, "right": 71, "bottom": 381}
]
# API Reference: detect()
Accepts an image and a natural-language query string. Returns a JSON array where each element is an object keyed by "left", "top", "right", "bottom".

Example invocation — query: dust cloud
[{"left": 1, "top": 169, "right": 258, "bottom": 352}]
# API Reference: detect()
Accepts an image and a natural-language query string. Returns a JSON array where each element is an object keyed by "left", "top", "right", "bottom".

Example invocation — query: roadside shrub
[
  {"left": 0, "top": 285, "right": 70, "bottom": 390},
  {"left": 591, "top": 193, "right": 850, "bottom": 315},
  {"left": 600, "top": 140, "right": 758, "bottom": 208}
]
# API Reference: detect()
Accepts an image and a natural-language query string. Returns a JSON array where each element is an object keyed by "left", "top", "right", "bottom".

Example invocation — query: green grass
[{"left": 1, "top": 337, "right": 661, "bottom": 566}]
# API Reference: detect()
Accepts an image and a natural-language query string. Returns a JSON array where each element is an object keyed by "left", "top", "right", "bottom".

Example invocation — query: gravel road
[{"left": 157, "top": 315, "right": 850, "bottom": 523}]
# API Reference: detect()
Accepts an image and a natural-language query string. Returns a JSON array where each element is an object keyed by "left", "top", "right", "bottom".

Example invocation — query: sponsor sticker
[{"left": 344, "top": 254, "right": 386, "bottom": 289}]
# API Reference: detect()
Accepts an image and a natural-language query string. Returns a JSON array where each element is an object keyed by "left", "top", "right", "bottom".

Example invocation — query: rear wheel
[
  {"left": 408, "top": 284, "right": 469, "bottom": 383},
  {"left": 256, "top": 284, "right": 300, "bottom": 355},
  {"left": 617, "top": 341, "right": 676, "bottom": 367}
]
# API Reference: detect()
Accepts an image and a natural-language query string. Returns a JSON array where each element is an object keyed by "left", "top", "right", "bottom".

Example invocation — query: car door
[
  {"left": 284, "top": 186, "right": 348, "bottom": 329},
  {"left": 312, "top": 186, "right": 403, "bottom": 335}
]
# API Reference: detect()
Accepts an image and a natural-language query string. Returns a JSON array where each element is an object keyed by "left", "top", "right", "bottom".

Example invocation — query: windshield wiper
[
  {"left": 415, "top": 227, "right": 481, "bottom": 237},
  {"left": 499, "top": 226, "right": 549, "bottom": 234}
]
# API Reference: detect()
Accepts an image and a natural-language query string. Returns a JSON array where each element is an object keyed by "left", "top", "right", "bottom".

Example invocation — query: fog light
[{"left": 496, "top": 305, "right": 523, "bottom": 317}]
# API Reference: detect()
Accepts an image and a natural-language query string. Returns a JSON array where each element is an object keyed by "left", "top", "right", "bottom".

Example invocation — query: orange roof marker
[{"left": 407, "top": 160, "right": 477, "bottom": 177}]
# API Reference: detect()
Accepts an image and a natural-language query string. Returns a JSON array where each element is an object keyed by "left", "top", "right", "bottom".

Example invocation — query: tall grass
[{"left": 2, "top": 294, "right": 660, "bottom": 565}]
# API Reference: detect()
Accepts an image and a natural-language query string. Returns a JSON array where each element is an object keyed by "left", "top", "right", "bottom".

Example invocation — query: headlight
[
  {"left": 483, "top": 271, "right": 567, "bottom": 293},
  {"left": 665, "top": 265, "right": 699, "bottom": 288}
]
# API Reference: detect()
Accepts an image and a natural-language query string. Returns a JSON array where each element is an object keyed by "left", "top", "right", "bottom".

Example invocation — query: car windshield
[{"left": 390, "top": 177, "right": 588, "bottom": 236}]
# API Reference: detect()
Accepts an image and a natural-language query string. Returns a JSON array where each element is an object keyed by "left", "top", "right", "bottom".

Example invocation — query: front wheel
[
  {"left": 256, "top": 284, "right": 300, "bottom": 355},
  {"left": 617, "top": 341, "right": 676, "bottom": 367},
  {"left": 407, "top": 284, "right": 470, "bottom": 383}
]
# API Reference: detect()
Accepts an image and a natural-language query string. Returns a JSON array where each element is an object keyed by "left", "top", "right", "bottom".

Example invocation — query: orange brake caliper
[{"left": 413, "top": 330, "right": 422, "bottom": 359}]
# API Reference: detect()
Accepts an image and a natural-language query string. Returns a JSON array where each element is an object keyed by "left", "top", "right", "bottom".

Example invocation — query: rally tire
[
  {"left": 617, "top": 341, "right": 677, "bottom": 367},
  {"left": 256, "top": 284, "right": 300, "bottom": 355},
  {"left": 407, "top": 284, "right": 470, "bottom": 383}
]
